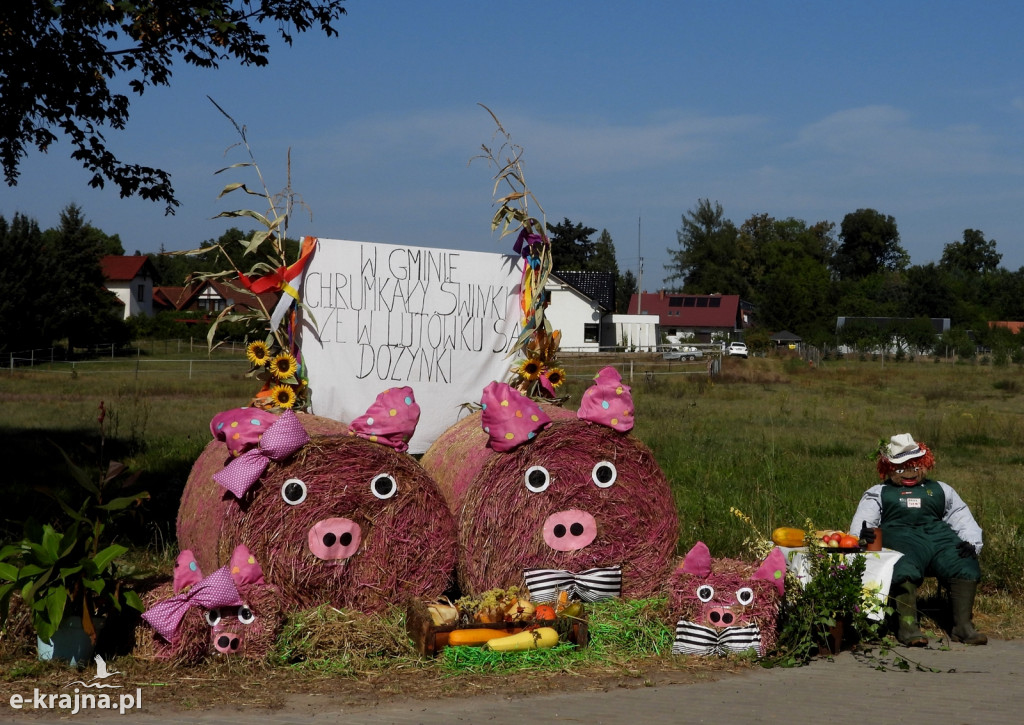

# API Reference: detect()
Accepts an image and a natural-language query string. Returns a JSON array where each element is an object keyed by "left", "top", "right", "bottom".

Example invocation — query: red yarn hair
[{"left": 876, "top": 443, "right": 935, "bottom": 480}]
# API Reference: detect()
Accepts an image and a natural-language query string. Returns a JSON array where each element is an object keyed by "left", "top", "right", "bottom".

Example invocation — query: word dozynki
[{"left": 9, "top": 689, "right": 142, "bottom": 715}]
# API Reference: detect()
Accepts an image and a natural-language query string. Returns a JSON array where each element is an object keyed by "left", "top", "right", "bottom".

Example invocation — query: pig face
[
  {"left": 226, "top": 435, "right": 457, "bottom": 612},
  {"left": 138, "top": 547, "right": 283, "bottom": 662},
  {"left": 668, "top": 542, "right": 786, "bottom": 657},
  {"left": 202, "top": 584, "right": 281, "bottom": 657},
  {"left": 457, "top": 417, "right": 678, "bottom": 600}
]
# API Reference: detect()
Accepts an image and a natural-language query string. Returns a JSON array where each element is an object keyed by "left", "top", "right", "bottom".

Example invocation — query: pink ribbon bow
[
  {"left": 213, "top": 410, "right": 310, "bottom": 497},
  {"left": 142, "top": 567, "right": 242, "bottom": 642}
]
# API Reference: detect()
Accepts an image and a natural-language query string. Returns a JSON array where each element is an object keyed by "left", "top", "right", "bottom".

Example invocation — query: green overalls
[{"left": 881, "top": 479, "right": 981, "bottom": 585}]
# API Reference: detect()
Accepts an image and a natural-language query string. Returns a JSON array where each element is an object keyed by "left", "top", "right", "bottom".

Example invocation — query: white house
[
  {"left": 100, "top": 255, "right": 157, "bottom": 319},
  {"left": 544, "top": 273, "right": 607, "bottom": 352}
]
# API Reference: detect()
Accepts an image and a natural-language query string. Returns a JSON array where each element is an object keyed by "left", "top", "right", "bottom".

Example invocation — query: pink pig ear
[
  {"left": 172, "top": 550, "right": 203, "bottom": 593},
  {"left": 348, "top": 387, "right": 420, "bottom": 452},
  {"left": 678, "top": 541, "right": 712, "bottom": 578},
  {"left": 752, "top": 547, "right": 787, "bottom": 596},
  {"left": 577, "top": 367, "right": 634, "bottom": 432},
  {"left": 480, "top": 381, "right": 551, "bottom": 452},
  {"left": 228, "top": 545, "right": 265, "bottom": 589}
]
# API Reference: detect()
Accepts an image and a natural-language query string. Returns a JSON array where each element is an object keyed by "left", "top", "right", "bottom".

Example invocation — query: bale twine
[
  {"left": 177, "top": 414, "right": 457, "bottom": 613},
  {"left": 421, "top": 407, "right": 678, "bottom": 599}
]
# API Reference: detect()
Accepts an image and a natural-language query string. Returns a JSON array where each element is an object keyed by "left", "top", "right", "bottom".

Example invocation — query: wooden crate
[{"left": 406, "top": 598, "right": 589, "bottom": 657}]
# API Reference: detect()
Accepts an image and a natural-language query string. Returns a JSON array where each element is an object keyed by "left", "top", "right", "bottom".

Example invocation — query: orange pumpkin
[{"left": 534, "top": 604, "right": 557, "bottom": 621}]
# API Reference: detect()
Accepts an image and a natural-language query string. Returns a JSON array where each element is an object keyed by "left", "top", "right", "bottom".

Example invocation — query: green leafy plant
[{"left": 0, "top": 413, "right": 149, "bottom": 646}]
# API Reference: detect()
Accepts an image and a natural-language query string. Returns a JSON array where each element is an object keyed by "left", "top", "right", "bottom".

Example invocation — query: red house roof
[
  {"left": 629, "top": 292, "right": 746, "bottom": 329},
  {"left": 100, "top": 255, "right": 154, "bottom": 281}
]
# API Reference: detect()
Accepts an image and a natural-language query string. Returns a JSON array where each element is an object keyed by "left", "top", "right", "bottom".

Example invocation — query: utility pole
[{"left": 635, "top": 215, "right": 643, "bottom": 315}]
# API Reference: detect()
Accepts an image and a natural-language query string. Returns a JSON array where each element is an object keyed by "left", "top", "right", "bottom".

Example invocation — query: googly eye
[
  {"left": 591, "top": 461, "right": 617, "bottom": 488},
  {"left": 237, "top": 606, "right": 255, "bottom": 625},
  {"left": 281, "top": 478, "right": 307, "bottom": 505},
  {"left": 736, "top": 587, "right": 754, "bottom": 606},
  {"left": 524, "top": 466, "right": 550, "bottom": 493},
  {"left": 371, "top": 473, "right": 398, "bottom": 500},
  {"left": 205, "top": 609, "right": 221, "bottom": 626},
  {"left": 696, "top": 585, "right": 715, "bottom": 603}
]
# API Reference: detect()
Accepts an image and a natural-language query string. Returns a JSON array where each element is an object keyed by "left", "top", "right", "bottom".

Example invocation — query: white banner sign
[{"left": 297, "top": 238, "right": 522, "bottom": 453}]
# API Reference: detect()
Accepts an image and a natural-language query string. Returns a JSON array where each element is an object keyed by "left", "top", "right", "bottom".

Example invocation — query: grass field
[{"left": 2, "top": 349, "right": 1022, "bottom": 645}]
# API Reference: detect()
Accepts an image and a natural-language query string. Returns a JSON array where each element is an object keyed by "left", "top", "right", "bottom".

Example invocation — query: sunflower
[
  {"left": 516, "top": 358, "right": 543, "bottom": 381},
  {"left": 246, "top": 341, "right": 271, "bottom": 367},
  {"left": 545, "top": 367, "right": 566, "bottom": 388},
  {"left": 270, "top": 384, "right": 296, "bottom": 409},
  {"left": 270, "top": 352, "right": 299, "bottom": 379}
]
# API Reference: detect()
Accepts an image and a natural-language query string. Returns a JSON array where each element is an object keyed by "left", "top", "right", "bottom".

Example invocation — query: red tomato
[{"left": 840, "top": 534, "right": 860, "bottom": 548}]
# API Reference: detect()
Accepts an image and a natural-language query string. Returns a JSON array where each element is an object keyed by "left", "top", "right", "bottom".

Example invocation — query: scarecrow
[{"left": 849, "top": 433, "right": 987, "bottom": 646}]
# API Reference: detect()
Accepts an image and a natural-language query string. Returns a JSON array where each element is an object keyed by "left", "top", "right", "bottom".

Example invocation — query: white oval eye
[
  {"left": 281, "top": 478, "right": 308, "bottom": 505},
  {"left": 591, "top": 461, "right": 617, "bottom": 488},
  {"left": 205, "top": 609, "right": 221, "bottom": 626},
  {"left": 371, "top": 473, "right": 398, "bottom": 500},
  {"left": 736, "top": 587, "right": 754, "bottom": 606},
  {"left": 696, "top": 585, "right": 715, "bottom": 603},
  {"left": 524, "top": 466, "right": 550, "bottom": 493},
  {"left": 237, "top": 606, "right": 256, "bottom": 625}
]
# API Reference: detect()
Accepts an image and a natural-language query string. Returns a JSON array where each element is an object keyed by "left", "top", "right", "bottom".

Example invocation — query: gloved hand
[
  {"left": 957, "top": 540, "right": 977, "bottom": 559},
  {"left": 859, "top": 521, "right": 876, "bottom": 545}
]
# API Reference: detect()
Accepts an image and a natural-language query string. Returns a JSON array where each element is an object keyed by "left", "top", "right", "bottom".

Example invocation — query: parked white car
[
  {"left": 726, "top": 342, "right": 748, "bottom": 358},
  {"left": 663, "top": 346, "right": 703, "bottom": 361}
]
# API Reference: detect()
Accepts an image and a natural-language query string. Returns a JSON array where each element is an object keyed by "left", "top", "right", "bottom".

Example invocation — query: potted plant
[
  {"left": 774, "top": 547, "right": 887, "bottom": 661},
  {"left": 0, "top": 446, "right": 148, "bottom": 664}
]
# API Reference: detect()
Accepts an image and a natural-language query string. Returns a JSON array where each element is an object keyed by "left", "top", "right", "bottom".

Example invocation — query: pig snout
[
  {"left": 214, "top": 632, "right": 241, "bottom": 654},
  {"left": 307, "top": 517, "right": 362, "bottom": 560},
  {"left": 705, "top": 606, "right": 748, "bottom": 628},
  {"left": 543, "top": 509, "right": 597, "bottom": 551}
]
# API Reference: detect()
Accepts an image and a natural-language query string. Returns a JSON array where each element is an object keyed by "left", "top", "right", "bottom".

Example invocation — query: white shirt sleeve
[
  {"left": 939, "top": 481, "right": 984, "bottom": 555},
  {"left": 849, "top": 484, "right": 884, "bottom": 536}
]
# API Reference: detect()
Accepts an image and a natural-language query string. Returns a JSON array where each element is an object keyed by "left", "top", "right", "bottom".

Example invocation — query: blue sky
[{"left": 4, "top": 0, "right": 1024, "bottom": 288}]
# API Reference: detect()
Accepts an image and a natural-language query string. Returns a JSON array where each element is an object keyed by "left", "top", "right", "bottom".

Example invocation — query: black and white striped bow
[
  {"left": 672, "top": 620, "right": 762, "bottom": 656},
  {"left": 523, "top": 566, "right": 622, "bottom": 603}
]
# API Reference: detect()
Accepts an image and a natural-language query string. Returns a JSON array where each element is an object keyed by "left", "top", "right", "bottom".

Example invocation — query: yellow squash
[
  {"left": 771, "top": 527, "right": 806, "bottom": 547},
  {"left": 482, "top": 627, "right": 559, "bottom": 652},
  {"left": 447, "top": 628, "right": 515, "bottom": 647}
]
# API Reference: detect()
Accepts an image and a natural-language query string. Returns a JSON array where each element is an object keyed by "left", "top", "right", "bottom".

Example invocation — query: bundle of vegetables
[{"left": 413, "top": 587, "right": 583, "bottom": 653}]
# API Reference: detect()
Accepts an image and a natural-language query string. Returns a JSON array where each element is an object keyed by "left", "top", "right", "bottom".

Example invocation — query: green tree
[
  {"left": 666, "top": 199, "right": 744, "bottom": 295},
  {"left": 1, "top": 1, "right": 348, "bottom": 213},
  {"left": 832, "top": 209, "right": 909, "bottom": 280},
  {"left": 45, "top": 205, "right": 127, "bottom": 350},
  {"left": 617, "top": 269, "right": 637, "bottom": 314},
  {"left": 0, "top": 213, "right": 54, "bottom": 352},
  {"left": 737, "top": 214, "right": 836, "bottom": 337},
  {"left": 590, "top": 229, "right": 620, "bottom": 275},
  {"left": 940, "top": 229, "right": 1002, "bottom": 275},
  {"left": 547, "top": 218, "right": 597, "bottom": 271}
]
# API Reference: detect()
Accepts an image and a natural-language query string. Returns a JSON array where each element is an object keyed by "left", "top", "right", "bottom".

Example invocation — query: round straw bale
[
  {"left": 177, "top": 413, "right": 457, "bottom": 613},
  {"left": 421, "top": 405, "right": 678, "bottom": 599}
]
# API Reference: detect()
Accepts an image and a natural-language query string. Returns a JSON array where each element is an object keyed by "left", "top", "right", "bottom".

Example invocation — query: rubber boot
[
  {"left": 949, "top": 579, "right": 988, "bottom": 645},
  {"left": 893, "top": 581, "right": 928, "bottom": 647}
]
